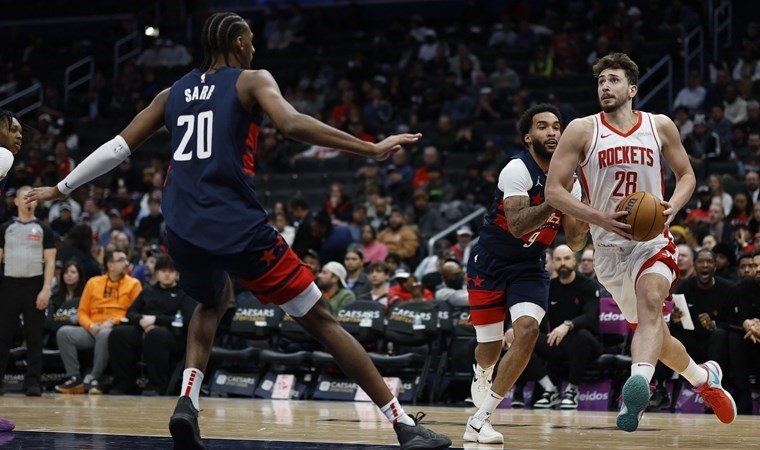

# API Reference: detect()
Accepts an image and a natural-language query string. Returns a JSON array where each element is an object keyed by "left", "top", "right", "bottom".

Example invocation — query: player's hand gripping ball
[{"left": 615, "top": 191, "right": 667, "bottom": 241}]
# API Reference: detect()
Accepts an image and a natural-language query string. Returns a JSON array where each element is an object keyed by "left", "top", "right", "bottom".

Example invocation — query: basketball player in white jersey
[{"left": 545, "top": 53, "right": 736, "bottom": 432}]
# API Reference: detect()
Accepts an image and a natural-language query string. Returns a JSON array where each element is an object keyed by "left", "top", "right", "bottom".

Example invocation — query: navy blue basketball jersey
[
  {"left": 163, "top": 67, "right": 269, "bottom": 253},
  {"left": 477, "top": 150, "right": 564, "bottom": 262}
]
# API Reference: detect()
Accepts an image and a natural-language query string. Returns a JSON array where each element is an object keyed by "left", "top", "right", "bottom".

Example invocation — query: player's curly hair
[
  {"left": 592, "top": 52, "right": 639, "bottom": 86},
  {"left": 0, "top": 108, "right": 18, "bottom": 131},
  {"left": 518, "top": 103, "right": 562, "bottom": 137},
  {"left": 199, "top": 12, "right": 249, "bottom": 72}
]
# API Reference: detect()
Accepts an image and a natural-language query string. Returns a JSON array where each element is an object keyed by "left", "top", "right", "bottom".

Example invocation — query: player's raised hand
[
  {"left": 599, "top": 210, "right": 632, "bottom": 240},
  {"left": 372, "top": 133, "right": 422, "bottom": 161},
  {"left": 24, "top": 186, "right": 65, "bottom": 204}
]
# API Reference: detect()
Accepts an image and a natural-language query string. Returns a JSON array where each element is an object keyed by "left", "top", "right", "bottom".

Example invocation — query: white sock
[
  {"left": 475, "top": 389, "right": 504, "bottom": 419},
  {"left": 680, "top": 360, "right": 708, "bottom": 387},
  {"left": 631, "top": 362, "right": 655, "bottom": 383},
  {"left": 538, "top": 376, "right": 556, "bottom": 392},
  {"left": 566, "top": 383, "right": 578, "bottom": 392},
  {"left": 181, "top": 368, "right": 204, "bottom": 411},
  {"left": 380, "top": 397, "right": 415, "bottom": 426},
  {"left": 476, "top": 363, "right": 495, "bottom": 376}
]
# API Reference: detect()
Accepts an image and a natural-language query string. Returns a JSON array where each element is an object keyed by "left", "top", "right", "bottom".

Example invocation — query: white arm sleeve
[
  {"left": 497, "top": 159, "right": 532, "bottom": 199},
  {"left": 0, "top": 147, "right": 14, "bottom": 178},
  {"left": 57, "top": 136, "right": 131, "bottom": 195}
]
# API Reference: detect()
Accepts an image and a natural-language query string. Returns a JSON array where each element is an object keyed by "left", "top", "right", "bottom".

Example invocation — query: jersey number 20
[{"left": 174, "top": 111, "right": 213, "bottom": 161}]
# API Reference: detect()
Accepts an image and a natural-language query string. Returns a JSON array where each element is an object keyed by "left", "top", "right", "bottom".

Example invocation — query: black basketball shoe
[
  {"left": 169, "top": 396, "right": 204, "bottom": 450},
  {"left": 393, "top": 412, "right": 452, "bottom": 450}
]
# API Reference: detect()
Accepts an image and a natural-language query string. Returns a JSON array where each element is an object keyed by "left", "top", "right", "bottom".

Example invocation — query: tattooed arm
[
  {"left": 504, "top": 195, "right": 556, "bottom": 238},
  {"left": 562, "top": 214, "right": 589, "bottom": 251}
]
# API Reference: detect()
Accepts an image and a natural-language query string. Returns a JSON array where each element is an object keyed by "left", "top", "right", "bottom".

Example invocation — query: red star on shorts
[
  {"left": 472, "top": 275, "right": 484, "bottom": 287},
  {"left": 465, "top": 274, "right": 471, "bottom": 285},
  {"left": 531, "top": 192, "right": 544, "bottom": 205},
  {"left": 260, "top": 249, "right": 276, "bottom": 266},
  {"left": 275, "top": 234, "right": 286, "bottom": 249}
]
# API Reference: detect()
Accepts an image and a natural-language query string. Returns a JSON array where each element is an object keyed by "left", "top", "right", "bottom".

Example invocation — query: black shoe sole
[
  {"left": 400, "top": 437, "right": 452, "bottom": 450},
  {"left": 169, "top": 413, "right": 204, "bottom": 450}
]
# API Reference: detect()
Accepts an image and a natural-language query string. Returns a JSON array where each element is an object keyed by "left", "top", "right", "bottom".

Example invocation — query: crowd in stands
[{"left": 1, "top": 1, "right": 760, "bottom": 411}]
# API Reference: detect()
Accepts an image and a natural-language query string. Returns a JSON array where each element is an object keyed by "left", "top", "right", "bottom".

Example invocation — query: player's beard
[
  {"left": 599, "top": 92, "right": 627, "bottom": 113},
  {"left": 533, "top": 139, "right": 553, "bottom": 162}
]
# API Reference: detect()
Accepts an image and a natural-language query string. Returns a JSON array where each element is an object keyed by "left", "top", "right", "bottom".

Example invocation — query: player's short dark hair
[
  {"left": 593, "top": 52, "right": 640, "bottom": 86},
  {"left": 518, "top": 103, "right": 562, "bottom": 137},
  {"left": 199, "top": 12, "right": 249, "bottom": 72}
]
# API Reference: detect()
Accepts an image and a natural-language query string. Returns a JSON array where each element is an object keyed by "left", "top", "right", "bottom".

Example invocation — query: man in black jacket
[
  {"left": 529, "top": 245, "right": 602, "bottom": 410},
  {"left": 670, "top": 249, "right": 734, "bottom": 364},
  {"left": 108, "top": 255, "right": 197, "bottom": 395},
  {"left": 729, "top": 250, "right": 760, "bottom": 414}
]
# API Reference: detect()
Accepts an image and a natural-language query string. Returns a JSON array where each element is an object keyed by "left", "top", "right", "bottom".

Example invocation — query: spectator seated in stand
[
  {"left": 54, "top": 250, "right": 142, "bottom": 395},
  {"left": 108, "top": 255, "right": 197, "bottom": 395}
]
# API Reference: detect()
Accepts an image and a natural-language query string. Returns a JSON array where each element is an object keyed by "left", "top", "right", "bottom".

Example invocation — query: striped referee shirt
[{"left": 0, "top": 218, "right": 55, "bottom": 278}]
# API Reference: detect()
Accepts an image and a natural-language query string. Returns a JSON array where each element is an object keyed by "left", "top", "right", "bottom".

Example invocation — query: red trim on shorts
[
  {"left": 634, "top": 238, "right": 679, "bottom": 289},
  {"left": 628, "top": 238, "right": 679, "bottom": 329},
  {"left": 239, "top": 247, "right": 316, "bottom": 305},
  {"left": 468, "top": 290, "right": 507, "bottom": 326}
]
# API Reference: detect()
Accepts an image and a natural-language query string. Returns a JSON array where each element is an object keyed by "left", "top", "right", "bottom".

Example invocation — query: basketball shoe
[
  {"left": 470, "top": 364, "right": 494, "bottom": 408},
  {"left": 693, "top": 360, "right": 737, "bottom": 424},
  {"left": 169, "top": 396, "right": 204, "bottom": 450},
  {"left": 463, "top": 413, "right": 504, "bottom": 444},
  {"left": 533, "top": 390, "right": 560, "bottom": 409},
  {"left": 616, "top": 374, "right": 650, "bottom": 432},
  {"left": 393, "top": 412, "right": 452, "bottom": 450},
  {"left": 55, "top": 375, "right": 84, "bottom": 394}
]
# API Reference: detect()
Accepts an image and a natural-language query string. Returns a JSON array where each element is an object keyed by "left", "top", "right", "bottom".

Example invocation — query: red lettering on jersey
[
  {"left": 599, "top": 149, "right": 607, "bottom": 168},
  {"left": 546, "top": 211, "right": 562, "bottom": 226},
  {"left": 598, "top": 146, "right": 655, "bottom": 168}
]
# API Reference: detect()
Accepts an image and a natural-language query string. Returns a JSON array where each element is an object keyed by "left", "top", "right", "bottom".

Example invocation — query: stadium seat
[{"left": 367, "top": 301, "right": 443, "bottom": 404}]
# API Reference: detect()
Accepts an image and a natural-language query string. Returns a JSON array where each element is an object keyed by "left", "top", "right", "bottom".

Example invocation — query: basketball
[{"left": 615, "top": 192, "right": 667, "bottom": 241}]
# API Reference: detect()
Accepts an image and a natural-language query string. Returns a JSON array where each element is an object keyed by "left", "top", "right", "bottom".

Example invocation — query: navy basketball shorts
[
  {"left": 166, "top": 226, "right": 315, "bottom": 307},
  {"left": 466, "top": 242, "right": 549, "bottom": 327}
]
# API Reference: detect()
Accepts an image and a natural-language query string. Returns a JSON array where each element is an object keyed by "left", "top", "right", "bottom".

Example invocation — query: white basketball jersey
[{"left": 579, "top": 111, "right": 665, "bottom": 248}]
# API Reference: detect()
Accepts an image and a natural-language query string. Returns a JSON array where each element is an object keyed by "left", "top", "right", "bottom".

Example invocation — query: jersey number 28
[
  {"left": 612, "top": 171, "right": 638, "bottom": 197},
  {"left": 174, "top": 111, "right": 214, "bottom": 161}
]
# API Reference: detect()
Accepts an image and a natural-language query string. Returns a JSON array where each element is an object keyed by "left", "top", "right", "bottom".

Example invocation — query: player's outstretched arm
[
  {"left": 546, "top": 118, "right": 631, "bottom": 239},
  {"left": 246, "top": 70, "right": 420, "bottom": 160},
  {"left": 656, "top": 114, "right": 696, "bottom": 226},
  {"left": 24, "top": 90, "right": 169, "bottom": 204}
]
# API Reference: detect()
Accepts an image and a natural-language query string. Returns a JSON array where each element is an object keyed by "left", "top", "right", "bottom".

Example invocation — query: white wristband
[{"left": 58, "top": 135, "right": 131, "bottom": 195}]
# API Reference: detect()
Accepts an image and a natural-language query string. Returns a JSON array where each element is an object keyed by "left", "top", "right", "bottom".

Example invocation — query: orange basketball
[{"left": 615, "top": 191, "right": 667, "bottom": 241}]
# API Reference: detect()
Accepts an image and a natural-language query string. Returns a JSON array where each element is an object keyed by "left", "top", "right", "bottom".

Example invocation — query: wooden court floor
[{"left": 1, "top": 394, "right": 759, "bottom": 449}]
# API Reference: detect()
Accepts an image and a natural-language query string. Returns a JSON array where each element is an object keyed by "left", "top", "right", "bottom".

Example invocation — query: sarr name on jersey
[{"left": 184, "top": 84, "right": 216, "bottom": 102}]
